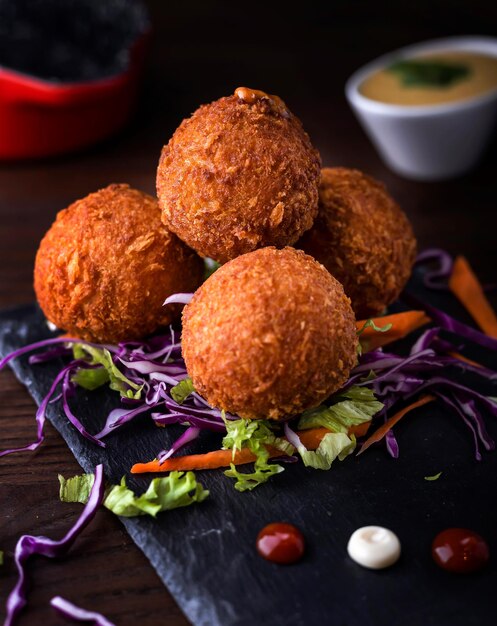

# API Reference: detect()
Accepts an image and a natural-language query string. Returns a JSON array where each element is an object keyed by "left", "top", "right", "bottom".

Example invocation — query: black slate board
[{"left": 1, "top": 274, "right": 497, "bottom": 626}]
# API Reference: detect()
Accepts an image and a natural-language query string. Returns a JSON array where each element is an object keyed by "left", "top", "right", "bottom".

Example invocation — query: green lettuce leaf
[
  {"left": 170, "top": 377, "right": 195, "bottom": 404},
  {"left": 222, "top": 417, "right": 293, "bottom": 491},
  {"left": 71, "top": 366, "right": 110, "bottom": 391},
  {"left": 424, "top": 471, "right": 443, "bottom": 481},
  {"left": 297, "top": 432, "right": 356, "bottom": 470},
  {"left": 298, "top": 386, "right": 383, "bottom": 433},
  {"left": 72, "top": 344, "right": 142, "bottom": 399},
  {"left": 59, "top": 471, "right": 209, "bottom": 517},
  {"left": 356, "top": 318, "right": 393, "bottom": 356},
  {"left": 356, "top": 319, "right": 393, "bottom": 336},
  {"left": 204, "top": 258, "right": 221, "bottom": 279},
  {"left": 0, "top": 550, "right": 3, "bottom": 566},
  {"left": 59, "top": 473, "right": 94, "bottom": 503}
]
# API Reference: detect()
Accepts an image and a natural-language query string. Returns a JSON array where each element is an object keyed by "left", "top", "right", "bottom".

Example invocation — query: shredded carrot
[
  {"left": 348, "top": 420, "right": 371, "bottom": 438},
  {"left": 297, "top": 421, "right": 371, "bottom": 448},
  {"left": 132, "top": 447, "right": 260, "bottom": 474},
  {"left": 357, "top": 395, "right": 435, "bottom": 455},
  {"left": 356, "top": 310, "right": 430, "bottom": 352},
  {"left": 131, "top": 422, "right": 371, "bottom": 474},
  {"left": 449, "top": 255, "right": 497, "bottom": 338},
  {"left": 447, "top": 351, "right": 483, "bottom": 369}
]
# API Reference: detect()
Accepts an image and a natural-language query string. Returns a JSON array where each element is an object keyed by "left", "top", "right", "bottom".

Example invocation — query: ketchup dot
[
  {"left": 432, "top": 528, "right": 489, "bottom": 573},
  {"left": 256, "top": 523, "right": 305, "bottom": 564}
]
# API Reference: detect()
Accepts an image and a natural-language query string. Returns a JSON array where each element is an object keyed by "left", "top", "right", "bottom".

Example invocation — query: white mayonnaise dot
[{"left": 347, "top": 525, "right": 401, "bottom": 569}]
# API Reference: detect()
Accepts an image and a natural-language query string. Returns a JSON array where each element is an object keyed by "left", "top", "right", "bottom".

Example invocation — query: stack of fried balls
[{"left": 34, "top": 87, "right": 416, "bottom": 421}]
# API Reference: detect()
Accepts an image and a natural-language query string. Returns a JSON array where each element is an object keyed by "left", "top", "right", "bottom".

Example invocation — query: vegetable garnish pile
[{"left": 1, "top": 250, "right": 497, "bottom": 493}]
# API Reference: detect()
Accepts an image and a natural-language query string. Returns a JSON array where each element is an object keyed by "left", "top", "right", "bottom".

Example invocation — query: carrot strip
[
  {"left": 356, "top": 311, "right": 430, "bottom": 352},
  {"left": 132, "top": 447, "right": 260, "bottom": 473},
  {"left": 296, "top": 421, "right": 371, "bottom": 449},
  {"left": 449, "top": 256, "right": 497, "bottom": 338},
  {"left": 348, "top": 420, "right": 371, "bottom": 438},
  {"left": 357, "top": 395, "right": 435, "bottom": 456},
  {"left": 447, "top": 351, "right": 483, "bottom": 369},
  {"left": 131, "top": 422, "right": 371, "bottom": 474}
]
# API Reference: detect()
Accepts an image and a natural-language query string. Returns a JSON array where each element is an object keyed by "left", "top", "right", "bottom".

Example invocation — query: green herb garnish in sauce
[{"left": 388, "top": 59, "right": 471, "bottom": 88}]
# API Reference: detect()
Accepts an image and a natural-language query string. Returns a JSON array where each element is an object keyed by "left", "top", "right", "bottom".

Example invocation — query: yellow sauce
[{"left": 360, "top": 51, "right": 497, "bottom": 106}]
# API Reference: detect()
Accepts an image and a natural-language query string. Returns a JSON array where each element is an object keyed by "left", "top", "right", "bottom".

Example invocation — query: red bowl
[{"left": 0, "top": 32, "right": 150, "bottom": 160}]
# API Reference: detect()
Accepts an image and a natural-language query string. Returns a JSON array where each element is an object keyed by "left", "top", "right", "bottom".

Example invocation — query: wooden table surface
[{"left": 1, "top": 2, "right": 496, "bottom": 624}]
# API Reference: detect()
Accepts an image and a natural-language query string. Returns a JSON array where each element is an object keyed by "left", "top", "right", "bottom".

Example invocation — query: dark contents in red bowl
[
  {"left": 0, "top": 0, "right": 149, "bottom": 82},
  {"left": 0, "top": 0, "right": 150, "bottom": 158}
]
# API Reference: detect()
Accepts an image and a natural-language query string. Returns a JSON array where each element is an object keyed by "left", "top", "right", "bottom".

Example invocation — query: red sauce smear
[
  {"left": 256, "top": 523, "right": 305, "bottom": 564},
  {"left": 432, "top": 528, "right": 489, "bottom": 573}
]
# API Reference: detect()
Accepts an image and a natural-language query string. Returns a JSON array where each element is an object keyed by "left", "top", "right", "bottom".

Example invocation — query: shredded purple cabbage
[
  {"left": 385, "top": 429, "right": 399, "bottom": 459},
  {"left": 5, "top": 465, "right": 105, "bottom": 626},
  {"left": 163, "top": 292, "right": 194, "bottom": 306},
  {"left": 94, "top": 402, "right": 155, "bottom": 440},
  {"left": 435, "top": 392, "right": 483, "bottom": 461},
  {"left": 403, "top": 292, "right": 497, "bottom": 351},
  {"left": 353, "top": 325, "right": 496, "bottom": 458},
  {"left": 0, "top": 324, "right": 228, "bottom": 458},
  {"left": 157, "top": 425, "right": 200, "bottom": 463},
  {"left": 283, "top": 422, "right": 303, "bottom": 450},
  {"left": 61, "top": 364, "right": 107, "bottom": 447},
  {"left": 0, "top": 337, "right": 117, "bottom": 372},
  {"left": 50, "top": 596, "right": 115, "bottom": 626},
  {"left": 1, "top": 273, "right": 496, "bottom": 465},
  {"left": 0, "top": 360, "right": 105, "bottom": 458},
  {"left": 415, "top": 248, "right": 453, "bottom": 290}
]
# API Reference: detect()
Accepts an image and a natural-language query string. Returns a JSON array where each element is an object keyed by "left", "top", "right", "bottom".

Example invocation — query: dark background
[{"left": 1, "top": 1, "right": 497, "bottom": 625}]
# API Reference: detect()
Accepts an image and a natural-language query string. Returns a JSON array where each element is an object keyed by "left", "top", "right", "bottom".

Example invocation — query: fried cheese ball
[
  {"left": 299, "top": 168, "right": 417, "bottom": 318},
  {"left": 157, "top": 87, "right": 321, "bottom": 263},
  {"left": 182, "top": 247, "right": 358, "bottom": 420},
  {"left": 34, "top": 184, "right": 204, "bottom": 343}
]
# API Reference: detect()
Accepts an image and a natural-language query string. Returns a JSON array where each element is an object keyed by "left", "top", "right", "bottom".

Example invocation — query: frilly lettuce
[
  {"left": 222, "top": 416, "right": 294, "bottom": 492},
  {"left": 297, "top": 432, "right": 356, "bottom": 470},
  {"left": 224, "top": 461, "right": 284, "bottom": 492},
  {"left": 298, "top": 386, "right": 382, "bottom": 433}
]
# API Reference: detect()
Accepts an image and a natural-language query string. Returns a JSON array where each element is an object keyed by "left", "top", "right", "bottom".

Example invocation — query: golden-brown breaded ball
[
  {"left": 156, "top": 87, "right": 321, "bottom": 263},
  {"left": 181, "top": 247, "right": 357, "bottom": 420},
  {"left": 34, "top": 184, "right": 204, "bottom": 343},
  {"left": 298, "top": 168, "right": 417, "bottom": 318}
]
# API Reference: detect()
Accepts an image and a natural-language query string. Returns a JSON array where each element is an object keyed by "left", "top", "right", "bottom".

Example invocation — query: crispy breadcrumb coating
[
  {"left": 182, "top": 247, "right": 357, "bottom": 420},
  {"left": 156, "top": 88, "right": 321, "bottom": 263},
  {"left": 298, "top": 168, "right": 417, "bottom": 317},
  {"left": 34, "top": 184, "right": 204, "bottom": 342}
]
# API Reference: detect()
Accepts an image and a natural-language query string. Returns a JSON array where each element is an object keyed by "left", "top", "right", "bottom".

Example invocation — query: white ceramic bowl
[{"left": 346, "top": 36, "right": 497, "bottom": 180}]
